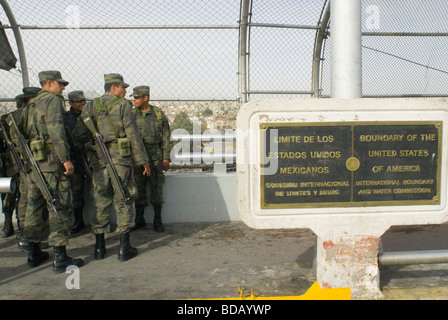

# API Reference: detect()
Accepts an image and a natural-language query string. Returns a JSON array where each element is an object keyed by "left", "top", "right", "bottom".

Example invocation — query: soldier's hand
[
  {"left": 142, "top": 163, "right": 151, "bottom": 176},
  {"left": 63, "top": 160, "right": 75, "bottom": 176},
  {"left": 162, "top": 159, "right": 170, "bottom": 171}
]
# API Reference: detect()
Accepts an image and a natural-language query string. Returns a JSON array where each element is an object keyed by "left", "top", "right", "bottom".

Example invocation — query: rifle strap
[{"left": 22, "top": 91, "right": 52, "bottom": 135}]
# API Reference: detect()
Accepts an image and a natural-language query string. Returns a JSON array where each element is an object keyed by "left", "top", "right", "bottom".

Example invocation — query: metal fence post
[
  {"left": 238, "top": 0, "right": 250, "bottom": 104},
  {"left": 330, "top": 0, "right": 362, "bottom": 98}
]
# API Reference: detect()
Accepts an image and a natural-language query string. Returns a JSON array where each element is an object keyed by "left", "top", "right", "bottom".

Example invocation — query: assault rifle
[
  {"left": 5, "top": 113, "right": 62, "bottom": 221},
  {"left": 79, "top": 113, "right": 132, "bottom": 214},
  {"left": 0, "top": 115, "right": 30, "bottom": 180}
]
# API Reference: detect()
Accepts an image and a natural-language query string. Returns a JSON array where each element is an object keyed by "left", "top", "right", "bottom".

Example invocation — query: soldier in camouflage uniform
[
  {"left": 1, "top": 94, "right": 24, "bottom": 238},
  {"left": 73, "top": 74, "right": 150, "bottom": 262},
  {"left": 1, "top": 87, "right": 43, "bottom": 252},
  {"left": 130, "top": 86, "right": 171, "bottom": 232},
  {"left": 23, "top": 70, "right": 84, "bottom": 272},
  {"left": 0, "top": 93, "right": 25, "bottom": 238},
  {"left": 64, "top": 90, "right": 87, "bottom": 234}
]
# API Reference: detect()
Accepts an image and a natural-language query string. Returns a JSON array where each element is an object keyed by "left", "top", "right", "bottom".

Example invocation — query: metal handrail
[
  {"left": 379, "top": 250, "right": 448, "bottom": 267},
  {"left": 170, "top": 132, "right": 236, "bottom": 164}
]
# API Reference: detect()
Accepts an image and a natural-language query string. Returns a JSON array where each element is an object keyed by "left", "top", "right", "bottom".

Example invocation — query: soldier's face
[
  {"left": 133, "top": 95, "right": 150, "bottom": 110},
  {"left": 133, "top": 96, "right": 144, "bottom": 108},
  {"left": 112, "top": 84, "right": 126, "bottom": 98},
  {"left": 70, "top": 100, "right": 86, "bottom": 114},
  {"left": 48, "top": 80, "right": 66, "bottom": 95}
]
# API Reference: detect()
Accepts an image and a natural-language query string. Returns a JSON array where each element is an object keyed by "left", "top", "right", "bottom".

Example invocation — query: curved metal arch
[
  {"left": 312, "top": 0, "right": 330, "bottom": 98},
  {"left": 239, "top": 0, "right": 331, "bottom": 102},
  {"left": 0, "top": 0, "right": 29, "bottom": 87}
]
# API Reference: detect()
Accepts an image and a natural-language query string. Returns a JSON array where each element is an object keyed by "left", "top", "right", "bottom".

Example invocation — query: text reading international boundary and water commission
[{"left": 260, "top": 121, "right": 441, "bottom": 209}]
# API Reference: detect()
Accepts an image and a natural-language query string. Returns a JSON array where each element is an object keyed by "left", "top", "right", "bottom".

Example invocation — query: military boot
[
  {"left": 53, "top": 246, "right": 84, "bottom": 273},
  {"left": 1, "top": 211, "right": 14, "bottom": 238},
  {"left": 118, "top": 232, "right": 138, "bottom": 262},
  {"left": 27, "top": 242, "right": 49, "bottom": 268},
  {"left": 94, "top": 233, "right": 106, "bottom": 259},
  {"left": 16, "top": 222, "right": 29, "bottom": 251},
  {"left": 132, "top": 206, "right": 146, "bottom": 231},
  {"left": 16, "top": 220, "right": 29, "bottom": 251},
  {"left": 153, "top": 204, "right": 165, "bottom": 233},
  {"left": 71, "top": 207, "right": 85, "bottom": 234}
]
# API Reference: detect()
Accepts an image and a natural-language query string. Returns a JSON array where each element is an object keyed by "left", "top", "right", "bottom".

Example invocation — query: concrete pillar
[
  {"left": 330, "top": 0, "right": 362, "bottom": 99},
  {"left": 315, "top": 235, "right": 383, "bottom": 299},
  {"left": 316, "top": 0, "right": 383, "bottom": 299}
]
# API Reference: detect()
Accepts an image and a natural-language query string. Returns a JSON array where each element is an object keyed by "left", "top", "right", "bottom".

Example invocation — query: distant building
[{"left": 214, "top": 118, "right": 236, "bottom": 131}]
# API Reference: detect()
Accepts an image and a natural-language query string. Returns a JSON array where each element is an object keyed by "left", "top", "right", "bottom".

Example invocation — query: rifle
[
  {"left": 65, "top": 126, "right": 92, "bottom": 182},
  {"left": 0, "top": 115, "right": 30, "bottom": 180},
  {"left": 5, "top": 113, "right": 62, "bottom": 222},
  {"left": 79, "top": 112, "right": 132, "bottom": 214}
]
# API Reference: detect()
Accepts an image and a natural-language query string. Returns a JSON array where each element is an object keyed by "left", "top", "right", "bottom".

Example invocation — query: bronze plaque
[{"left": 260, "top": 122, "right": 441, "bottom": 209}]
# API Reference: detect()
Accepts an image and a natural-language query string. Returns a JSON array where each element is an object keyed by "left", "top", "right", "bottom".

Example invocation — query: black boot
[
  {"left": 1, "top": 211, "right": 14, "bottom": 238},
  {"left": 153, "top": 205, "right": 165, "bottom": 233},
  {"left": 132, "top": 206, "right": 146, "bottom": 231},
  {"left": 71, "top": 208, "right": 85, "bottom": 234},
  {"left": 27, "top": 242, "right": 49, "bottom": 268},
  {"left": 118, "top": 232, "right": 138, "bottom": 262},
  {"left": 94, "top": 233, "right": 106, "bottom": 260},
  {"left": 16, "top": 222, "right": 29, "bottom": 251},
  {"left": 53, "top": 246, "right": 84, "bottom": 273}
]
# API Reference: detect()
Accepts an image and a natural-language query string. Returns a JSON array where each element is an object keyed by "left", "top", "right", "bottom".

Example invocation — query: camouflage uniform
[
  {"left": 20, "top": 71, "right": 83, "bottom": 272},
  {"left": 73, "top": 76, "right": 149, "bottom": 235},
  {"left": 73, "top": 74, "right": 149, "bottom": 262},
  {"left": 23, "top": 76, "right": 73, "bottom": 247},
  {"left": 1, "top": 87, "right": 44, "bottom": 250},
  {"left": 0, "top": 95, "right": 22, "bottom": 238},
  {"left": 130, "top": 86, "right": 171, "bottom": 232}
]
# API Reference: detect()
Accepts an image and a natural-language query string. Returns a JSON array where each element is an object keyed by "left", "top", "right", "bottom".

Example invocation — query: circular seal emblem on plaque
[{"left": 346, "top": 156, "right": 361, "bottom": 172}]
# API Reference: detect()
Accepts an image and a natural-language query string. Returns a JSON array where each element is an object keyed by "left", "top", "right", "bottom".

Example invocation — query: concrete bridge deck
[{"left": 1, "top": 220, "right": 448, "bottom": 300}]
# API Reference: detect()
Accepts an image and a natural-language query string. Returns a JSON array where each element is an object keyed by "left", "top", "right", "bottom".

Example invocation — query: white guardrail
[{"left": 170, "top": 133, "right": 236, "bottom": 165}]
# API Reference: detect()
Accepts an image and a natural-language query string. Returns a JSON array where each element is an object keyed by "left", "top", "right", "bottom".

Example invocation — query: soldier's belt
[
  {"left": 29, "top": 140, "right": 54, "bottom": 162},
  {"left": 45, "top": 143, "right": 55, "bottom": 152},
  {"left": 106, "top": 138, "right": 131, "bottom": 157},
  {"left": 145, "top": 142, "right": 162, "bottom": 151},
  {"left": 32, "top": 141, "right": 55, "bottom": 151},
  {"left": 107, "top": 141, "right": 119, "bottom": 150}
]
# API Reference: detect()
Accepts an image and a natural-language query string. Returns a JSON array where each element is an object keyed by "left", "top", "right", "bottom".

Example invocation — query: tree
[
  {"left": 202, "top": 107, "right": 213, "bottom": 117},
  {"left": 171, "top": 111, "right": 193, "bottom": 134}
]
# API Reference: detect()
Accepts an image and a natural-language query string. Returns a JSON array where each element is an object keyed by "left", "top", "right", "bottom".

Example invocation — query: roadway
[{"left": 1, "top": 221, "right": 448, "bottom": 300}]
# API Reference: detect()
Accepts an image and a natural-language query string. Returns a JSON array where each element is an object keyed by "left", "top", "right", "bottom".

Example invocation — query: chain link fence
[
  {"left": 320, "top": 0, "right": 448, "bottom": 98},
  {"left": 0, "top": 0, "right": 447, "bottom": 115},
  {"left": 0, "top": 0, "right": 240, "bottom": 103},
  {"left": 244, "top": 0, "right": 326, "bottom": 100}
]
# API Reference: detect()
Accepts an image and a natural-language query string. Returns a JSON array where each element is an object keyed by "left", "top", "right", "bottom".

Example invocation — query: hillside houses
[{"left": 155, "top": 100, "right": 238, "bottom": 132}]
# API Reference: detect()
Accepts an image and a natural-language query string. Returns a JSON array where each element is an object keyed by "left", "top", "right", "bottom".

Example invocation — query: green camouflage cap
[
  {"left": 38, "top": 70, "right": 69, "bottom": 86},
  {"left": 130, "top": 85, "right": 150, "bottom": 97},
  {"left": 68, "top": 90, "right": 86, "bottom": 101},
  {"left": 22, "top": 86, "right": 41, "bottom": 98},
  {"left": 104, "top": 73, "right": 129, "bottom": 88}
]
